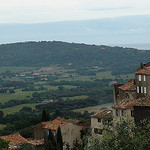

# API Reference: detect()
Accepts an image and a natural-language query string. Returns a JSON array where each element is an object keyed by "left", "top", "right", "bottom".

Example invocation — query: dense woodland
[
  {"left": 0, "top": 41, "right": 149, "bottom": 149},
  {"left": 0, "top": 41, "right": 150, "bottom": 75}
]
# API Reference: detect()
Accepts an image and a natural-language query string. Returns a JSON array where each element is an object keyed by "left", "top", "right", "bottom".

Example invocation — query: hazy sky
[{"left": 1, "top": 0, "right": 150, "bottom": 23}]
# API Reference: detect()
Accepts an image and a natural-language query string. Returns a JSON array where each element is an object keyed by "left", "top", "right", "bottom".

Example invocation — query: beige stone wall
[
  {"left": 91, "top": 118, "right": 103, "bottom": 129},
  {"left": 113, "top": 108, "right": 134, "bottom": 121},
  {"left": 34, "top": 124, "right": 45, "bottom": 140},
  {"left": 61, "top": 123, "right": 83, "bottom": 148},
  {"left": 136, "top": 74, "right": 150, "bottom": 97}
]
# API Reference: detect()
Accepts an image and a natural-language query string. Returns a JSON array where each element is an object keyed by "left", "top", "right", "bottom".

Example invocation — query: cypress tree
[
  {"left": 56, "top": 127, "right": 63, "bottom": 150},
  {"left": 48, "top": 129, "right": 56, "bottom": 150},
  {"left": 42, "top": 108, "right": 50, "bottom": 121}
]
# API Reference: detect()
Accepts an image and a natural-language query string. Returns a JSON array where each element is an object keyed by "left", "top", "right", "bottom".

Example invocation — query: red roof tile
[
  {"left": 112, "top": 95, "right": 150, "bottom": 109},
  {"left": 135, "top": 66, "right": 150, "bottom": 75},
  {"left": 91, "top": 110, "right": 113, "bottom": 119},
  {"left": 43, "top": 118, "right": 69, "bottom": 130},
  {"left": 0, "top": 133, "right": 26, "bottom": 148},
  {"left": 27, "top": 139, "right": 44, "bottom": 146},
  {"left": 118, "top": 79, "right": 136, "bottom": 91}
]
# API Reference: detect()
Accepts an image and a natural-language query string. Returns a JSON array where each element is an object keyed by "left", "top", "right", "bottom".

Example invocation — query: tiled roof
[
  {"left": 0, "top": 133, "right": 26, "bottom": 148},
  {"left": 27, "top": 139, "right": 44, "bottom": 146},
  {"left": 43, "top": 118, "right": 69, "bottom": 130},
  {"left": 91, "top": 110, "right": 113, "bottom": 119},
  {"left": 33, "top": 121, "right": 51, "bottom": 129},
  {"left": 135, "top": 66, "right": 150, "bottom": 75},
  {"left": 118, "top": 79, "right": 136, "bottom": 91},
  {"left": 112, "top": 98, "right": 133, "bottom": 109},
  {"left": 112, "top": 95, "right": 150, "bottom": 109}
]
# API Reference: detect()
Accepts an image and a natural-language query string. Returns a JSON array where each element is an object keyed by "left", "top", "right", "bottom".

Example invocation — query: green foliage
[
  {"left": 0, "top": 110, "right": 4, "bottom": 123},
  {"left": 86, "top": 119, "right": 150, "bottom": 150},
  {"left": 57, "top": 127, "right": 63, "bottom": 150},
  {"left": 0, "top": 41, "right": 150, "bottom": 75},
  {"left": 42, "top": 108, "right": 50, "bottom": 122},
  {"left": 0, "top": 138, "right": 9, "bottom": 149},
  {"left": 45, "top": 129, "right": 56, "bottom": 150}
]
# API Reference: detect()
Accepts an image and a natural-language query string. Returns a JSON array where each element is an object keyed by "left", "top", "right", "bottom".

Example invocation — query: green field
[
  {"left": 0, "top": 124, "right": 6, "bottom": 130},
  {"left": 73, "top": 103, "right": 113, "bottom": 114},
  {"left": 60, "top": 71, "right": 134, "bottom": 81},
  {"left": 0, "top": 66, "right": 37, "bottom": 73},
  {"left": 0, "top": 90, "right": 34, "bottom": 104},
  {"left": 1, "top": 103, "right": 44, "bottom": 115},
  {"left": 63, "top": 95, "right": 88, "bottom": 100}
]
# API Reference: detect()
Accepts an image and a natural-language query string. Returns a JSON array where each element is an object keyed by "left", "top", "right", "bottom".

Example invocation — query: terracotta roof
[
  {"left": 0, "top": 133, "right": 26, "bottom": 148},
  {"left": 27, "top": 139, "right": 44, "bottom": 146},
  {"left": 33, "top": 121, "right": 51, "bottom": 129},
  {"left": 135, "top": 66, "right": 150, "bottom": 75},
  {"left": 91, "top": 110, "right": 113, "bottom": 119},
  {"left": 43, "top": 118, "right": 69, "bottom": 130},
  {"left": 112, "top": 98, "right": 133, "bottom": 109},
  {"left": 113, "top": 95, "right": 150, "bottom": 109},
  {"left": 118, "top": 79, "right": 136, "bottom": 91}
]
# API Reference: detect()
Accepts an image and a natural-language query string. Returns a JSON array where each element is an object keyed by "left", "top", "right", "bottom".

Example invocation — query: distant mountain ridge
[
  {"left": 0, "top": 41, "right": 150, "bottom": 75},
  {"left": 0, "top": 15, "right": 150, "bottom": 49}
]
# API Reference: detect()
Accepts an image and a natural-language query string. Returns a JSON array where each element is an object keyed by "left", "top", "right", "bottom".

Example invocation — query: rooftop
[
  {"left": 42, "top": 118, "right": 69, "bottom": 130},
  {"left": 0, "top": 133, "right": 26, "bottom": 148},
  {"left": 27, "top": 139, "right": 44, "bottom": 146},
  {"left": 135, "top": 66, "right": 150, "bottom": 75},
  {"left": 113, "top": 95, "right": 150, "bottom": 109},
  {"left": 91, "top": 110, "right": 113, "bottom": 119},
  {"left": 118, "top": 79, "right": 136, "bottom": 91}
]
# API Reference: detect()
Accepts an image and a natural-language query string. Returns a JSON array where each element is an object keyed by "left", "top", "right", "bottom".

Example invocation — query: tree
[
  {"left": 86, "top": 118, "right": 150, "bottom": 150},
  {"left": 0, "top": 110, "right": 4, "bottom": 123},
  {"left": 57, "top": 127, "right": 63, "bottom": 150},
  {"left": 45, "top": 129, "right": 56, "bottom": 150},
  {"left": 42, "top": 108, "right": 50, "bottom": 122},
  {"left": 0, "top": 139, "right": 9, "bottom": 150}
]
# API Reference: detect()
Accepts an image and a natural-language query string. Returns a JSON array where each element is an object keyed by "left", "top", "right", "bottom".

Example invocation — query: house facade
[
  {"left": 33, "top": 118, "right": 88, "bottom": 148},
  {"left": 91, "top": 110, "right": 113, "bottom": 135},
  {"left": 112, "top": 62, "right": 150, "bottom": 125}
]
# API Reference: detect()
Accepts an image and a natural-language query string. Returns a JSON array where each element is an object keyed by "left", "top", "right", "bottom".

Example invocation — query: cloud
[{"left": 0, "top": 0, "right": 150, "bottom": 23}]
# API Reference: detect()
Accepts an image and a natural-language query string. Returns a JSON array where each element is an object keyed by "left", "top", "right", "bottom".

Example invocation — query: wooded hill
[{"left": 0, "top": 41, "right": 150, "bottom": 75}]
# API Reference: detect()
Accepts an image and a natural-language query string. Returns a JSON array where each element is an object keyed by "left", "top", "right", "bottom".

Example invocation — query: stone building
[
  {"left": 91, "top": 110, "right": 113, "bottom": 135},
  {"left": 112, "top": 62, "right": 150, "bottom": 125},
  {"left": 33, "top": 118, "right": 88, "bottom": 148}
]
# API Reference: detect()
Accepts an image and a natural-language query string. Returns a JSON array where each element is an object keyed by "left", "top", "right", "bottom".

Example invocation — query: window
[
  {"left": 141, "top": 86, "right": 143, "bottom": 93},
  {"left": 131, "top": 110, "right": 134, "bottom": 117},
  {"left": 139, "top": 86, "right": 141, "bottom": 93},
  {"left": 98, "top": 118, "right": 101, "bottom": 122},
  {"left": 47, "top": 130, "right": 49, "bottom": 135},
  {"left": 126, "top": 93, "right": 129, "bottom": 98},
  {"left": 144, "top": 75, "right": 146, "bottom": 81},
  {"left": 116, "top": 109, "right": 120, "bottom": 117},
  {"left": 121, "top": 110, "right": 126, "bottom": 116},
  {"left": 144, "top": 87, "right": 147, "bottom": 94},
  {"left": 137, "top": 86, "right": 139, "bottom": 93},
  {"left": 139, "top": 75, "right": 141, "bottom": 81},
  {"left": 53, "top": 131, "right": 56, "bottom": 136}
]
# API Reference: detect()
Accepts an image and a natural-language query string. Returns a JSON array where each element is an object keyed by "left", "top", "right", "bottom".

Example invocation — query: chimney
[{"left": 140, "top": 62, "right": 144, "bottom": 69}]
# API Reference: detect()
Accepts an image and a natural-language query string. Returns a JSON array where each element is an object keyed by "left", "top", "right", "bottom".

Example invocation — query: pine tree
[
  {"left": 56, "top": 127, "right": 63, "bottom": 150},
  {"left": 42, "top": 108, "right": 49, "bottom": 122}
]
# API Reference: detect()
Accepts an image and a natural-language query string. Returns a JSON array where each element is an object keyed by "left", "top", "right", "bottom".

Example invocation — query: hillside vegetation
[{"left": 0, "top": 41, "right": 150, "bottom": 75}]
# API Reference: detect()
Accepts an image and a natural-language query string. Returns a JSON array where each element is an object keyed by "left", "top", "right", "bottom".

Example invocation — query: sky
[{"left": 0, "top": 0, "right": 150, "bottom": 23}]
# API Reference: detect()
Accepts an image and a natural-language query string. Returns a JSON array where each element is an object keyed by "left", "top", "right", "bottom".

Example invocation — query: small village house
[
  {"left": 91, "top": 110, "right": 113, "bottom": 135},
  {"left": 33, "top": 118, "right": 88, "bottom": 148}
]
